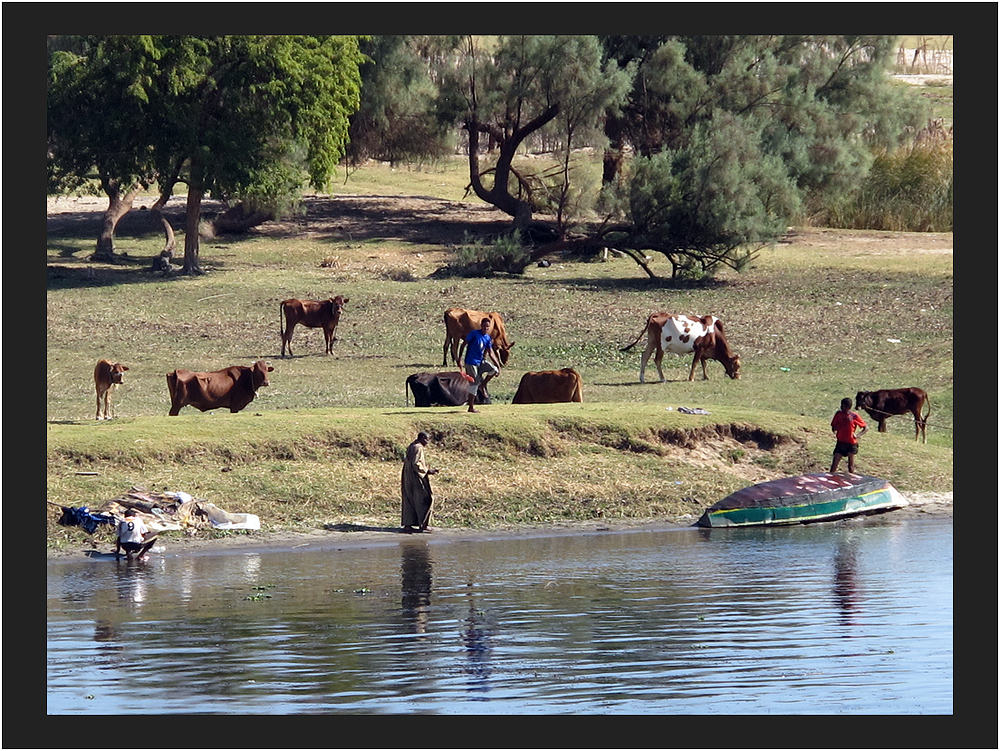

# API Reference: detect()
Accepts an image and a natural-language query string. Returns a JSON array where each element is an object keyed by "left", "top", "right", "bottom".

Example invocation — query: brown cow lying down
[
  {"left": 95, "top": 359, "right": 129, "bottom": 420},
  {"left": 855, "top": 388, "right": 930, "bottom": 443},
  {"left": 280, "top": 295, "right": 349, "bottom": 356},
  {"left": 167, "top": 360, "right": 274, "bottom": 416},
  {"left": 512, "top": 368, "right": 584, "bottom": 404}
]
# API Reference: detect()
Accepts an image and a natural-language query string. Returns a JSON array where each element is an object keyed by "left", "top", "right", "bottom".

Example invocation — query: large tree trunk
[
  {"left": 92, "top": 178, "right": 140, "bottom": 262},
  {"left": 465, "top": 104, "right": 559, "bottom": 230},
  {"left": 148, "top": 189, "right": 177, "bottom": 273},
  {"left": 181, "top": 184, "right": 205, "bottom": 275},
  {"left": 601, "top": 116, "right": 627, "bottom": 186}
]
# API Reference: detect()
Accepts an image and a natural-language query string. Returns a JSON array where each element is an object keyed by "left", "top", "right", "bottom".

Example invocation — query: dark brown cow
[
  {"left": 167, "top": 360, "right": 274, "bottom": 416},
  {"left": 442, "top": 308, "right": 514, "bottom": 367},
  {"left": 855, "top": 388, "right": 930, "bottom": 443},
  {"left": 280, "top": 296, "right": 349, "bottom": 356},
  {"left": 94, "top": 359, "right": 129, "bottom": 420},
  {"left": 621, "top": 313, "right": 741, "bottom": 383},
  {"left": 406, "top": 371, "right": 490, "bottom": 407},
  {"left": 512, "top": 368, "right": 584, "bottom": 404}
]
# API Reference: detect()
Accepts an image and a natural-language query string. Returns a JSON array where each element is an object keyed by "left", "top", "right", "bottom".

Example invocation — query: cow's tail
[
  {"left": 620, "top": 319, "right": 651, "bottom": 352},
  {"left": 279, "top": 302, "right": 285, "bottom": 341},
  {"left": 405, "top": 377, "right": 411, "bottom": 407},
  {"left": 922, "top": 393, "right": 931, "bottom": 422}
]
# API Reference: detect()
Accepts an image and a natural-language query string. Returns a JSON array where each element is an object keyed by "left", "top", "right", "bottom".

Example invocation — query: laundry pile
[{"left": 54, "top": 486, "right": 261, "bottom": 535}]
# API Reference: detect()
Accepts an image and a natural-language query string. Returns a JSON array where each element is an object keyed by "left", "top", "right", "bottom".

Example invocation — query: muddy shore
[{"left": 48, "top": 491, "right": 952, "bottom": 560}]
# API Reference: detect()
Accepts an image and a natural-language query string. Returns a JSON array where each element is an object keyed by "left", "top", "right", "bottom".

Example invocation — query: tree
[
  {"left": 587, "top": 35, "right": 928, "bottom": 279},
  {"left": 47, "top": 35, "right": 366, "bottom": 274},
  {"left": 345, "top": 35, "right": 456, "bottom": 169},
  {"left": 48, "top": 36, "right": 161, "bottom": 261},
  {"left": 438, "top": 35, "right": 629, "bottom": 232}
]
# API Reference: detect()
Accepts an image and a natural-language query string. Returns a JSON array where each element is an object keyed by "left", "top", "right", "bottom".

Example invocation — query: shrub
[
  {"left": 818, "top": 132, "right": 952, "bottom": 232},
  {"left": 435, "top": 231, "right": 532, "bottom": 277}
]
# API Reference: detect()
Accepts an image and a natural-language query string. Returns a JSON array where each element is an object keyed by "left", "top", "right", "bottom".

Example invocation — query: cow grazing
[
  {"left": 855, "top": 388, "right": 930, "bottom": 443},
  {"left": 406, "top": 371, "right": 490, "bottom": 408},
  {"left": 442, "top": 308, "right": 515, "bottom": 367},
  {"left": 621, "top": 313, "right": 741, "bottom": 383},
  {"left": 512, "top": 368, "right": 584, "bottom": 404},
  {"left": 94, "top": 359, "right": 129, "bottom": 420},
  {"left": 166, "top": 360, "right": 274, "bottom": 416},
  {"left": 280, "top": 296, "right": 349, "bottom": 357}
]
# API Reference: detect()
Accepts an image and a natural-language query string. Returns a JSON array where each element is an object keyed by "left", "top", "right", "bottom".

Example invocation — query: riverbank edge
[{"left": 47, "top": 491, "right": 952, "bottom": 561}]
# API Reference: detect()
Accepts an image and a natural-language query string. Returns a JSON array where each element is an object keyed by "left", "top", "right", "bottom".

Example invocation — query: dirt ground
[
  {"left": 46, "top": 193, "right": 954, "bottom": 262},
  {"left": 49, "top": 490, "right": 952, "bottom": 561}
]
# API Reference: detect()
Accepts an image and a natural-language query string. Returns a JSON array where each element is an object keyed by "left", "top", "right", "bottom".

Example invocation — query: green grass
[{"left": 46, "top": 164, "right": 953, "bottom": 550}]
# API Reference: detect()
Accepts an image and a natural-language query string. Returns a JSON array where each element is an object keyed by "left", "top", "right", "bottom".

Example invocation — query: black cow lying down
[{"left": 405, "top": 371, "right": 491, "bottom": 407}]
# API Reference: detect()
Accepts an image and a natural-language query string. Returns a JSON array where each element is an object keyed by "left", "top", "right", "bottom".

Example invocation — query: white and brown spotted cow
[{"left": 621, "top": 313, "right": 741, "bottom": 383}]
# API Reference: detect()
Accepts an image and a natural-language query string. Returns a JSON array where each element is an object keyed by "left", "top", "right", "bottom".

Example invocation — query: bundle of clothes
[{"left": 55, "top": 486, "right": 261, "bottom": 535}]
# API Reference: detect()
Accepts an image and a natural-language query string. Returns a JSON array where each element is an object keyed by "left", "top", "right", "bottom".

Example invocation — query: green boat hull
[{"left": 697, "top": 473, "right": 909, "bottom": 528}]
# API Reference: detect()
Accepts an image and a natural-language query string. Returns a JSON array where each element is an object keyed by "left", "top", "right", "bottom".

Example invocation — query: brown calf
[
  {"left": 855, "top": 388, "right": 930, "bottom": 443},
  {"left": 95, "top": 359, "right": 129, "bottom": 420},
  {"left": 280, "top": 296, "right": 349, "bottom": 357}
]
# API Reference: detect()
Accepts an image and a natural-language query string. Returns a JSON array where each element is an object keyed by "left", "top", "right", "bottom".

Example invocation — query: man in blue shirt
[{"left": 458, "top": 317, "right": 503, "bottom": 413}]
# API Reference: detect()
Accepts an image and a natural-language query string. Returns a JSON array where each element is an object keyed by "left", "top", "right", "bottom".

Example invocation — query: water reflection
[
  {"left": 113, "top": 557, "right": 153, "bottom": 607},
  {"left": 400, "top": 542, "right": 433, "bottom": 635},
  {"left": 461, "top": 589, "right": 493, "bottom": 693},
  {"left": 48, "top": 518, "right": 953, "bottom": 715},
  {"left": 833, "top": 537, "right": 861, "bottom": 628}
]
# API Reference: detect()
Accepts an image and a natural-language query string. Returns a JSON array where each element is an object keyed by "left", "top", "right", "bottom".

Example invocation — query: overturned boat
[{"left": 696, "top": 473, "right": 909, "bottom": 528}]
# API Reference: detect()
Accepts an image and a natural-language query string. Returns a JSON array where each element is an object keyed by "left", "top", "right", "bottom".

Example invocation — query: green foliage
[
  {"left": 346, "top": 36, "right": 455, "bottom": 167},
  {"left": 590, "top": 35, "right": 931, "bottom": 275},
  {"left": 620, "top": 116, "right": 797, "bottom": 279},
  {"left": 432, "top": 35, "right": 631, "bottom": 226},
  {"left": 47, "top": 35, "right": 367, "bottom": 270},
  {"left": 818, "top": 138, "right": 953, "bottom": 231}
]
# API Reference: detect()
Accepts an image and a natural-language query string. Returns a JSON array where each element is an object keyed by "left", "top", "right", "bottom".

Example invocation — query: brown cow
[
  {"left": 167, "top": 360, "right": 274, "bottom": 416},
  {"left": 280, "top": 296, "right": 349, "bottom": 357},
  {"left": 621, "top": 313, "right": 741, "bottom": 383},
  {"left": 442, "top": 308, "right": 514, "bottom": 367},
  {"left": 94, "top": 359, "right": 129, "bottom": 420},
  {"left": 855, "top": 388, "right": 930, "bottom": 443},
  {"left": 512, "top": 368, "right": 584, "bottom": 404}
]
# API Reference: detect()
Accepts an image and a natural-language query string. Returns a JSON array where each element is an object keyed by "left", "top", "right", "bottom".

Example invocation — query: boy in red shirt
[{"left": 830, "top": 397, "right": 868, "bottom": 473}]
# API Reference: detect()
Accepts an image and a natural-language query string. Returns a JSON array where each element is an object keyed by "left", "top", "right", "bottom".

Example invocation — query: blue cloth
[
  {"left": 58, "top": 506, "right": 116, "bottom": 534},
  {"left": 463, "top": 330, "right": 493, "bottom": 366}
]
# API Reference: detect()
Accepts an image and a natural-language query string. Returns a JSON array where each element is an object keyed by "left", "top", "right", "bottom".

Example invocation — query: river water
[{"left": 47, "top": 515, "right": 952, "bottom": 715}]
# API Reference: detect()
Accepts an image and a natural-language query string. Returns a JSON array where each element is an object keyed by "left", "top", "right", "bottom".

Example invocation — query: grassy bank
[{"left": 46, "top": 164, "right": 953, "bottom": 551}]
